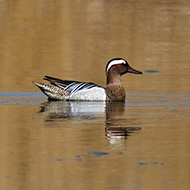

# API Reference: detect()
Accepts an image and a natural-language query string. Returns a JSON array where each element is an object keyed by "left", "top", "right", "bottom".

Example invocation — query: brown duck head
[{"left": 106, "top": 58, "right": 143, "bottom": 84}]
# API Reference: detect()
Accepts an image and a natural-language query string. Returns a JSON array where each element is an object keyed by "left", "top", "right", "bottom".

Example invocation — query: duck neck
[{"left": 106, "top": 70, "right": 121, "bottom": 85}]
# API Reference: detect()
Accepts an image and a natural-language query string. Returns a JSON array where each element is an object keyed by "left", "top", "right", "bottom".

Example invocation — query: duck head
[{"left": 106, "top": 58, "right": 143, "bottom": 84}]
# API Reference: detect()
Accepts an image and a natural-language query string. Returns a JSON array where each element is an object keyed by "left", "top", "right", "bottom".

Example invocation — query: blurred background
[
  {"left": 0, "top": 0, "right": 190, "bottom": 93},
  {"left": 1, "top": 1, "right": 190, "bottom": 190}
]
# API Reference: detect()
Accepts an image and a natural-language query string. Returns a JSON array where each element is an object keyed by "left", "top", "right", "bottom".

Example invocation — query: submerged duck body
[{"left": 34, "top": 58, "right": 142, "bottom": 101}]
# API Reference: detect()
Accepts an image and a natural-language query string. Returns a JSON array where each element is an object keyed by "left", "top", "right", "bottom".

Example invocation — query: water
[{"left": 1, "top": 1, "right": 190, "bottom": 190}]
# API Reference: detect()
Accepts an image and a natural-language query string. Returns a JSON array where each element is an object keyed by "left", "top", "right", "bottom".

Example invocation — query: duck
[{"left": 33, "top": 58, "right": 143, "bottom": 101}]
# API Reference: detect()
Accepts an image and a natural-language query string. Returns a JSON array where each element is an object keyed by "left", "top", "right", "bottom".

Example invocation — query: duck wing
[{"left": 44, "top": 76, "right": 102, "bottom": 96}]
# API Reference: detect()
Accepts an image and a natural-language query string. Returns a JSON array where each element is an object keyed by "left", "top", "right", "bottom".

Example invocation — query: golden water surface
[{"left": 0, "top": 1, "right": 190, "bottom": 190}]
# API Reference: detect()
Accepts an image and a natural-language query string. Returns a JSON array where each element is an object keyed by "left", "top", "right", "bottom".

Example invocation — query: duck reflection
[
  {"left": 39, "top": 101, "right": 141, "bottom": 144},
  {"left": 39, "top": 101, "right": 106, "bottom": 121},
  {"left": 105, "top": 102, "right": 141, "bottom": 147}
]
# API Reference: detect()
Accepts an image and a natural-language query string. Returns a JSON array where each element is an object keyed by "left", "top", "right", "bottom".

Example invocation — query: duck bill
[{"left": 128, "top": 65, "right": 143, "bottom": 74}]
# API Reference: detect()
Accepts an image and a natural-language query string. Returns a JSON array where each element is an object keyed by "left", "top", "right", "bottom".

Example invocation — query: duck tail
[{"left": 33, "top": 81, "right": 66, "bottom": 100}]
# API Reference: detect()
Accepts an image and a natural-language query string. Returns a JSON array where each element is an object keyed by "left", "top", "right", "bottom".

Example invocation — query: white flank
[
  {"left": 70, "top": 87, "right": 106, "bottom": 101},
  {"left": 106, "top": 59, "right": 126, "bottom": 73}
]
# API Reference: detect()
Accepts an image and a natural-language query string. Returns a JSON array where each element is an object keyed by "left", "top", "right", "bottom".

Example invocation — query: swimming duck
[{"left": 33, "top": 58, "right": 142, "bottom": 101}]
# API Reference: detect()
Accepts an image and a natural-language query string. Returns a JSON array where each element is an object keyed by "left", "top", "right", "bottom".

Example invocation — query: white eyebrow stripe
[{"left": 106, "top": 60, "right": 125, "bottom": 73}]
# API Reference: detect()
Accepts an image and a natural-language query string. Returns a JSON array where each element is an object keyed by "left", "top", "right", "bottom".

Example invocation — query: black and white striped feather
[{"left": 34, "top": 76, "right": 105, "bottom": 100}]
